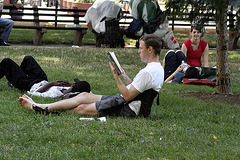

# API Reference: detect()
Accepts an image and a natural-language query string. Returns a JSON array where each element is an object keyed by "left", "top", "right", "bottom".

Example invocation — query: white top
[
  {"left": 27, "top": 80, "right": 70, "bottom": 98},
  {"left": 127, "top": 62, "right": 164, "bottom": 93}
]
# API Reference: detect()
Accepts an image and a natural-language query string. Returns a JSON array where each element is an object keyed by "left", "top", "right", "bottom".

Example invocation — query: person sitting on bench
[{"left": 0, "top": 18, "right": 14, "bottom": 46}]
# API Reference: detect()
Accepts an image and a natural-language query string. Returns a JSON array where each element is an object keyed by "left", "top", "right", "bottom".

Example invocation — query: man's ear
[{"left": 148, "top": 46, "right": 153, "bottom": 53}]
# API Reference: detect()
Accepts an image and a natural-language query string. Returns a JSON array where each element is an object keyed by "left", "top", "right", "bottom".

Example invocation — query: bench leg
[
  {"left": 73, "top": 29, "right": 87, "bottom": 46},
  {"left": 33, "top": 28, "right": 47, "bottom": 45}
]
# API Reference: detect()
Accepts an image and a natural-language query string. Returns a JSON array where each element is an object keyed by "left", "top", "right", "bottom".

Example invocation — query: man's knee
[
  {"left": 9, "top": 20, "right": 14, "bottom": 27},
  {"left": 23, "top": 56, "right": 34, "bottom": 61},
  {"left": 175, "top": 50, "right": 187, "bottom": 65},
  {"left": 165, "top": 50, "right": 177, "bottom": 64},
  {"left": 1, "top": 58, "right": 13, "bottom": 65},
  {"left": 22, "top": 56, "right": 35, "bottom": 64},
  {"left": 175, "top": 50, "right": 183, "bottom": 54},
  {"left": 3, "top": 19, "right": 14, "bottom": 28},
  {"left": 165, "top": 50, "right": 175, "bottom": 57},
  {"left": 75, "top": 104, "right": 90, "bottom": 114},
  {"left": 75, "top": 92, "right": 89, "bottom": 98},
  {"left": 175, "top": 50, "right": 185, "bottom": 58}
]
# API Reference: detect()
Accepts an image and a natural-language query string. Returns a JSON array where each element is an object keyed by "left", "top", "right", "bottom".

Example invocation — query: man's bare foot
[
  {"left": 18, "top": 94, "right": 35, "bottom": 110},
  {"left": 22, "top": 94, "right": 35, "bottom": 103}
]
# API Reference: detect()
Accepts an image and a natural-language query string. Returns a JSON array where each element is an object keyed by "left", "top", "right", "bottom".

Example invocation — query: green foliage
[
  {"left": 165, "top": 0, "right": 239, "bottom": 33},
  {"left": 0, "top": 47, "right": 240, "bottom": 159},
  {"left": 165, "top": 0, "right": 234, "bottom": 27}
]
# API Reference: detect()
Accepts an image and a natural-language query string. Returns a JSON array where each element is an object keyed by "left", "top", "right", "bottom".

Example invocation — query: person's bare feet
[{"left": 18, "top": 94, "right": 35, "bottom": 110}]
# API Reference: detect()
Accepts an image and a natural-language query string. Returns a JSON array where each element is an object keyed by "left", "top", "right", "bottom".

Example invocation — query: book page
[{"left": 107, "top": 52, "right": 123, "bottom": 74}]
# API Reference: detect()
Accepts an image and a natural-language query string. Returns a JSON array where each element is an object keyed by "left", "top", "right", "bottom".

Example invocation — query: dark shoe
[
  {"left": 0, "top": 38, "right": 10, "bottom": 46},
  {"left": 32, "top": 104, "right": 60, "bottom": 116}
]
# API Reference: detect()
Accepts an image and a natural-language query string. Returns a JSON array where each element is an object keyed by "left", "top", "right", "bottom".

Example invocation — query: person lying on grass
[
  {"left": 0, "top": 56, "right": 90, "bottom": 98},
  {"left": 18, "top": 34, "right": 164, "bottom": 118},
  {"left": 162, "top": 50, "right": 187, "bottom": 82},
  {"left": 162, "top": 50, "right": 216, "bottom": 83}
]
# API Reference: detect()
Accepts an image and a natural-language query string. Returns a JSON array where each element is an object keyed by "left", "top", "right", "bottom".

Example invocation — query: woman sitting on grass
[
  {"left": 162, "top": 50, "right": 216, "bottom": 83},
  {"left": 18, "top": 34, "right": 164, "bottom": 118},
  {"left": 163, "top": 22, "right": 211, "bottom": 83},
  {"left": 181, "top": 23, "right": 209, "bottom": 67},
  {"left": 163, "top": 51, "right": 216, "bottom": 83}
]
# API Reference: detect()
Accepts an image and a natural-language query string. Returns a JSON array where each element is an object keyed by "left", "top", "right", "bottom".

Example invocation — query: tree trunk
[{"left": 215, "top": 0, "right": 232, "bottom": 94}]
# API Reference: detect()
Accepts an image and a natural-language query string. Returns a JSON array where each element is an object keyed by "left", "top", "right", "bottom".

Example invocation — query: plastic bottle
[
  {"left": 181, "top": 60, "right": 188, "bottom": 72},
  {"left": 79, "top": 117, "right": 106, "bottom": 122}
]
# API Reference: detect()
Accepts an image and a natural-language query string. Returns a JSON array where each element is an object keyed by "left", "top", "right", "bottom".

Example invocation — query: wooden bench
[
  {"left": 0, "top": 5, "right": 88, "bottom": 45},
  {"left": 1, "top": 6, "right": 238, "bottom": 46},
  {"left": 120, "top": 10, "right": 237, "bottom": 33}
]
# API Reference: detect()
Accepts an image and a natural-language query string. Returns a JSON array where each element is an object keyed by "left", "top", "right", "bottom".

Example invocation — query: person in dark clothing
[
  {"left": 0, "top": 56, "right": 90, "bottom": 97},
  {"left": 0, "top": 18, "right": 14, "bottom": 46},
  {"left": 0, "top": 56, "right": 48, "bottom": 91},
  {"left": 162, "top": 50, "right": 187, "bottom": 82},
  {"left": 162, "top": 50, "right": 216, "bottom": 83}
]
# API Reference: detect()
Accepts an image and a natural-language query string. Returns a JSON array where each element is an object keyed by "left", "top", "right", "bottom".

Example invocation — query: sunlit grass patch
[{"left": 0, "top": 46, "right": 239, "bottom": 159}]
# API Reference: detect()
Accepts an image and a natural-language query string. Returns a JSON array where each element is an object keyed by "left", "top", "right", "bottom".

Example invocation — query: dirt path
[{"left": 183, "top": 92, "right": 240, "bottom": 105}]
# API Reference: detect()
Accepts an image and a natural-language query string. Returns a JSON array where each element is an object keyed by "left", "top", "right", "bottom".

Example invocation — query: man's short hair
[
  {"left": 139, "top": 34, "right": 162, "bottom": 55},
  {"left": 72, "top": 78, "right": 91, "bottom": 93},
  {"left": 184, "top": 67, "right": 201, "bottom": 79}
]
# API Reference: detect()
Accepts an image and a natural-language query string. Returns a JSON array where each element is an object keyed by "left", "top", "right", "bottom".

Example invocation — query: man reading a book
[{"left": 18, "top": 34, "right": 164, "bottom": 118}]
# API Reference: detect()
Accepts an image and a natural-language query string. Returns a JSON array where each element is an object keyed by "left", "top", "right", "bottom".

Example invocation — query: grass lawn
[
  {"left": 0, "top": 35, "right": 240, "bottom": 159},
  {"left": 7, "top": 28, "right": 240, "bottom": 48}
]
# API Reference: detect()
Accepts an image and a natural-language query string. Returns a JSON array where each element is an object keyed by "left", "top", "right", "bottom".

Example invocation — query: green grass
[
  {"left": 8, "top": 29, "right": 97, "bottom": 45},
  {"left": 8, "top": 28, "right": 240, "bottom": 48},
  {"left": 0, "top": 46, "right": 239, "bottom": 159}
]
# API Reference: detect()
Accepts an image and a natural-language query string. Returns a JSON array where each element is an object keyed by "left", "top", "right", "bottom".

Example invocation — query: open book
[{"left": 107, "top": 52, "right": 123, "bottom": 75}]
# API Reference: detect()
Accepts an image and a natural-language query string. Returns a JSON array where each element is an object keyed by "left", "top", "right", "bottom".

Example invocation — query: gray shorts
[{"left": 96, "top": 94, "right": 126, "bottom": 116}]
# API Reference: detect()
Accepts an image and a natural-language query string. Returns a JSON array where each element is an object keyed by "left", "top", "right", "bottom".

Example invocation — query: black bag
[
  {"left": 110, "top": 89, "right": 159, "bottom": 118},
  {"left": 120, "top": 89, "right": 159, "bottom": 118},
  {"left": 143, "top": 5, "right": 165, "bottom": 34}
]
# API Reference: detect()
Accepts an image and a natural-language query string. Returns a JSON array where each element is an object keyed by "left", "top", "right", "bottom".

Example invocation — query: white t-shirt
[
  {"left": 27, "top": 80, "right": 70, "bottom": 98},
  {"left": 126, "top": 62, "right": 164, "bottom": 93}
]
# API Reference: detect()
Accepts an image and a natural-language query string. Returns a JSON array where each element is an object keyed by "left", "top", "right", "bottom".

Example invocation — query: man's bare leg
[
  {"left": 68, "top": 103, "right": 98, "bottom": 115},
  {"left": 18, "top": 92, "right": 102, "bottom": 112}
]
